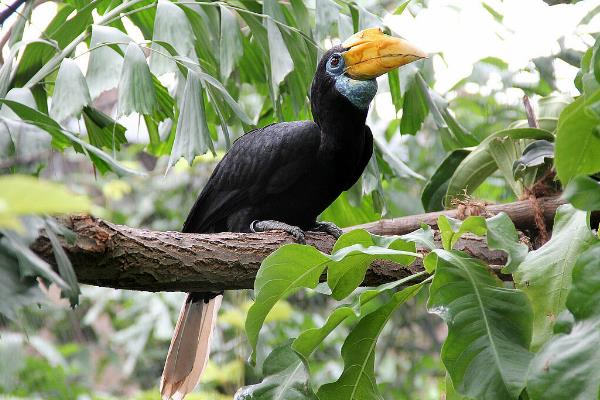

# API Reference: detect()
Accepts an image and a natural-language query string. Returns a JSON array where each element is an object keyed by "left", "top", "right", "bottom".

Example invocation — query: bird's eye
[{"left": 330, "top": 55, "right": 340, "bottom": 67}]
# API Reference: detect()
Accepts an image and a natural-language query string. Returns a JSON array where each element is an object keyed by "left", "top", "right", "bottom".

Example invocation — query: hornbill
[{"left": 160, "top": 27, "right": 426, "bottom": 400}]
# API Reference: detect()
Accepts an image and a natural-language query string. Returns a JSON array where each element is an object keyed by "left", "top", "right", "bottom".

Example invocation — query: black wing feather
[{"left": 183, "top": 121, "right": 321, "bottom": 233}]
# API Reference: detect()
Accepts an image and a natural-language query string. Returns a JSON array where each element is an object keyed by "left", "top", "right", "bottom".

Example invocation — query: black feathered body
[{"left": 183, "top": 46, "right": 373, "bottom": 235}]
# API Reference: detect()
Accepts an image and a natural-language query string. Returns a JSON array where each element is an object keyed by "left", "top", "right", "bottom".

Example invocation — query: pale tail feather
[{"left": 160, "top": 294, "right": 222, "bottom": 400}]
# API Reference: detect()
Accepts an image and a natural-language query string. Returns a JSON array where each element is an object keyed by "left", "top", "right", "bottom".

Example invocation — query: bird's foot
[
  {"left": 312, "top": 221, "right": 343, "bottom": 239},
  {"left": 250, "top": 220, "right": 306, "bottom": 244}
]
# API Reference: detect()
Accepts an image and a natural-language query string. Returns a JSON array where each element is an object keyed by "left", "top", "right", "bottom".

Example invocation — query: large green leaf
[
  {"left": 82, "top": 106, "right": 127, "bottom": 151},
  {"left": 50, "top": 58, "right": 91, "bottom": 123},
  {"left": 0, "top": 99, "right": 142, "bottom": 176},
  {"left": 445, "top": 128, "right": 553, "bottom": 204},
  {"left": 292, "top": 271, "right": 427, "bottom": 358},
  {"left": 264, "top": 0, "right": 294, "bottom": 97},
  {"left": 326, "top": 230, "right": 417, "bottom": 300},
  {"left": 246, "top": 245, "right": 329, "bottom": 363},
  {"left": 513, "top": 205, "right": 596, "bottom": 350},
  {"left": 400, "top": 78, "right": 428, "bottom": 135},
  {"left": 555, "top": 88, "right": 600, "bottom": 184},
  {"left": 220, "top": 6, "right": 244, "bottom": 81},
  {"left": 45, "top": 222, "right": 80, "bottom": 307},
  {"left": 245, "top": 230, "right": 418, "bottom": 362},
  {"left": 527, "top": 244, "right": 600, "bottom": 400},
  {"left": 149, "top": 0, "right": 197, "bottom": 76},
  {"left": 427, "top": 250, "right": 533, "bottom": 400},
  {"left": 563, "top": 175, "right": 600, "bottom": 212},
  {"left": 168, "top": 69, "right": 214, "bottom": 169},
  {"left": 317, "top": 283, "right": 424, "bottom": 400},
  {"left": 422, "top": 149, "right": 470, "bottom": 212},
  {"left": 0, "top": 175, "right": 90, "bottom": 231},
  {"left": 86, "top": 25, "right": 131, "bottom": 99},
  {"left": 117, "top": 43, "right": 157, "bottom": 116},
  {"left": 234, "top": 342, "right": 317, "bottom": 400}
]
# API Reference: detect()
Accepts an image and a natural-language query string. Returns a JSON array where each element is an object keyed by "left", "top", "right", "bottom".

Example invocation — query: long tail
[{"left": 160, "top": 293, "right": 222, "bottom": 400}]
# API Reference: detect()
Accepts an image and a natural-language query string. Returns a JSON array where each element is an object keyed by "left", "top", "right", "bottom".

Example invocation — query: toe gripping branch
[{"left": 250, "top": 220, "right": 307, "bottom": 244}]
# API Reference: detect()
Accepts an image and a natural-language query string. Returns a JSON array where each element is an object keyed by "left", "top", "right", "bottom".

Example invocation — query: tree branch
[{"left": 31, "top": 196, "right": 568, "bottom": 293}]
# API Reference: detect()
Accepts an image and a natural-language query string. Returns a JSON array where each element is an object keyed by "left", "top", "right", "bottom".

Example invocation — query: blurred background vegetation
[{"left": 0, "top": 0, "right": 598, "bottom": 398}]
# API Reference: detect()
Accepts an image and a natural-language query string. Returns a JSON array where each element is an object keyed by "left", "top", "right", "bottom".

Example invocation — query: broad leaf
[
  {"left": 327, "top": 230, "right": 417, "bottom": 300},
  {"left": 45, "top": 222, "right": 80, "bottom": 307},
  {"left": 50, "top": 58, "right": 91, "bottom": 123},
  {"left": 118, "top": 43, "right": 157, "bottom": 116},
  {"left": 246, "top": 230, "right": 419, "bottom": 361},
  {"left": 513, "top": 205, "right": 596, "bottom": 349},
  {"left": 445, "top": 128, "right": 553, "bottom": 204},
  {"left": 264, "top": 0, "right": 294, "bottom": 95},
  {"left": 0, "top": 175, "right": 90, "bottom": 230},
  {"left": 168, "top": 69, "right": 214, "bottom": 169},
  {"left": 0, "top": 251, "right": 46, "bottom": 320},
  {"left": 292, "top": 271, "right": 427, "bottom": 358},
  {"left": 400, "top": 78, "right": 428, "bottom": 135},
  {"left": 317, "top": 284, "right": 424, "bottom": 400},
  {"left": 220, "top": 6, "right": 243, "bottom": 81},
  {"left": 527, "top": 244, "right": 600, "bottom": 400},
  {"left": 555, "top": 88, "right": 600, "bottom": 184},
  {"left": 82, "top": 106, "right": 127, "bottom": 151},
  {"left": 149, "top": 0, "right": 197, "bottom": 76},
  {"left": 563, "top": 175, "right": 600, "bottom": 211},
  {"left": 427, "top": 250, "right": 533, "bottom": 400},
  {"left": 86, "top": 25, "right": 131, "bottom": 99},
  {"left": 422, "top": 149, "right": 470, "bottom": 212},
  {"left": 246, "top": 245, "right": 329, "bottom": 362}
]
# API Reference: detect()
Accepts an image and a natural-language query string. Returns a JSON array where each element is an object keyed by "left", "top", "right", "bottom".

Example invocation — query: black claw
[
  {"left": 250, "top": 219, "right": 306, "bottom": 244},
  {"left": 313, "top": 221, "right": 343, "bottom": 239}
]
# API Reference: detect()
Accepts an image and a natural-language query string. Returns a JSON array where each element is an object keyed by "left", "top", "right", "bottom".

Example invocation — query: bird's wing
[
  {"left": 182, "top": 121, "right": 321, "bottom": 233},
  {"left": 341, "top": 125, "right": 373, "bottom": 191}
]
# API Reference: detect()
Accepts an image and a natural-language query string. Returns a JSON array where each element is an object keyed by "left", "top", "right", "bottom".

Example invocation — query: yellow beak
[{"left": 342, "top": 28, "right": 427, "bottom": 80}]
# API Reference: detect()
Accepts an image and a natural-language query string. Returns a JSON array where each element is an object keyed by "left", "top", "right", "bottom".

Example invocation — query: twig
[
  {"left": 0, "top": 0, "right": 26, "bottom": 26},
  {"left": 523, "top": 95, "right": 539, "bottom": 129}
]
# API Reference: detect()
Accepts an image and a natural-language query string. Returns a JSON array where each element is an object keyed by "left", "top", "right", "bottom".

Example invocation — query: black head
[{"left": 309, "top": 28, "right": 427, "bottom": 128}]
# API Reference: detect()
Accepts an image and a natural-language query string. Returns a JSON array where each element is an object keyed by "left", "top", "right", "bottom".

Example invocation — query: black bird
[{"left": 160, "top": 28, "right": 425, "bottom": 400}]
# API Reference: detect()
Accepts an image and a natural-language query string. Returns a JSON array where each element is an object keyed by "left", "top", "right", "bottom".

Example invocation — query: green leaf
[
  {"left": 566, "top": 244, "right": 600, "bottom": 320},
  {"left": 445, "top": 128, "right": 554, "bottom": 204},
  {"left": 292, "top": 272, "right": 427, "bottom": 358},
  {"left": 422, "top": 149, "right": 470, "bottom": 212},
  {"left": 486, "top": 213, "right": 528, "bottom": 273},
  {"left": 393, "top": 0, "right": 411, "bottom": 15},
  {"left": 555, "top": 88, "right": 600, "bottom": 184},
  {"left": 527, "top": 244, "right": 600, "bottom": 400},
  {"left": 563, "top": 175, "right": 600, "bottom": 211},
  {"left": 400, "top": 78, "right": 428, "bottom": 135},
  {"left": 437, "top": 215, "right": 487, "bottom": 250},
  {"left": 245, "top": 245, "right": 329, "bottom": 362},
  {"left": 317, "top": 283, "right": 424, "bottom": 400},
  {"left": 50, "top": 58, "right": 91, "bottom": 123},
  {"left": 0, "top": 251, "right": 46, "bottom": 320},
  {"left": 512, "top": 140, "right": 554, "bottom": 181},
  {"left": 168, "top": 69, "right": 215, "bottom": 169},
  {"left": 45, "top": 222, "right": 80, "bottom": 307},
  {"left": 82, "top": 106, "right": 127, "bottom": 151},
  {"left": 149, "top": 0, "right": 197, "bottom": 76},
  {"left": 427, "top": 250, "right": 533, "bottom": 400},
  {"left": 327, "top": 230, "right": 417, "bottom": 300},
  {"left": 0, "top": 175, "right": 90, "bottom": 230},
  {"left": 513, "top": 205, "right": 596, "bottom": 350},
  {"left": 233, "top": 342, "right": 317, "bottom": 400},
  {"left": 264, "top": 0, "right": 294, "bottom": 95},
  {"left": 245, "top": 230, "right": 419, "bottom": 361},
  {"left": 118, "top": 43, "right": 157, "bottom": 116},
  {"left": 220, "top": 6, "right": 243, "bottom": 81},
  {"left": 0, "top": 99, "right": 142, "bottom": 176},
  {"left": 1, "top": 230, "right": 68, "bottom": 290},
  {"left": 86, "top": 25, "right": 131, "bottom": 99}
]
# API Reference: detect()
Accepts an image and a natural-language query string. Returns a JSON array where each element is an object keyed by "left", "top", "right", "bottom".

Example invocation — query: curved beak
[{"left": 342, "top": 28, "right": 427, "bottom": 80}]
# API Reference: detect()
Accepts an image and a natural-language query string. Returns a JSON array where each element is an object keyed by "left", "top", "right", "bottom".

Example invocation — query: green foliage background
[{"left": 0, "top": 0, "right": 599, "bottom": 399}]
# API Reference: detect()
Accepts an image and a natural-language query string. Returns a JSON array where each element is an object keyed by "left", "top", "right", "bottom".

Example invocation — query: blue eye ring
[{"left": 326, "top": 53, "right": 345, "bottom": 75}]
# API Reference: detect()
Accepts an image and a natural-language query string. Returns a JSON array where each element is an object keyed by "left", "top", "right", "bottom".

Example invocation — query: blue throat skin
[{"left": 334, "top": 75, "right": 378, "bottom": 110}]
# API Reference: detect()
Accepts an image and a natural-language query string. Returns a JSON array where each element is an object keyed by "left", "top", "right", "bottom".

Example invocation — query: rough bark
[{"left": 30, "top": 197, "right": 568, "bottom": 293}]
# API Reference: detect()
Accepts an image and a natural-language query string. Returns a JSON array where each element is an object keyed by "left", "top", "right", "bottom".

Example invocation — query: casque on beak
[{"left": 342, "top": 28, "right": 427, "bottom": 80}]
